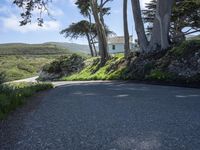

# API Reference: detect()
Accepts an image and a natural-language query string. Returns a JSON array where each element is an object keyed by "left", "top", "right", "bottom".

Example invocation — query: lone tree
[
  {"left": 60, "top": 20, "right": 97, "bottom": 57},
  {"left": 60, "top": 20, "right": 114, "bottom": 57},
  {"left": 75, "top": 0, "right": 113, "bottom": 65}
]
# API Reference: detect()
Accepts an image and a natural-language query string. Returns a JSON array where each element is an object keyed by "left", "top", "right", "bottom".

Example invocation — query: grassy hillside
[
  {"left": 0, "top": 43, "right": 70, "bottom": 55},
  {"left": 45, "top": 42, "right": 91, "bottom": 54},
  {"left": 39, "top": 40, "right": 200, "bottom": 86},
  {"left": 0, "top": 42, "right": 89, "bottom": 82},
  {"left": 0, "top": 55, "right": 60, "bottom": 82}
]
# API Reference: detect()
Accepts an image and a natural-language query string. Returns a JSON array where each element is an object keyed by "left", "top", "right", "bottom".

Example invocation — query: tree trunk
[
  {"left": 123, "top": 0, "right": 130, "bottom": 58},
  {"left": 156, "top": 0, "right": 174, "bottom": 50},
  {"left": 86, "top": 33, "right": 94, "bottom": 57},
  {"left": 131, "top": 0, "right": 149, "bottom": 52},
  {"left": 91, "top": 39, "right": 98, "bottom": 56},
  {"left": 91, "top": 0, "right": 109, "bottom": 65},
  {"left": 149, "top": 14, "right": 161, "bottom": 51},
  {"left": 88, "top": 14, "right": 98, "bottom": 56}
]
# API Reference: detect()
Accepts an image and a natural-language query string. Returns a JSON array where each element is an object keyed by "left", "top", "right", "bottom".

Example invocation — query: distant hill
[
  {"left": 45, "top": 42, "right": 90, "bottom": 54},
  {"left": 0, "top": 42, "right": 90, "bottom": 55}
]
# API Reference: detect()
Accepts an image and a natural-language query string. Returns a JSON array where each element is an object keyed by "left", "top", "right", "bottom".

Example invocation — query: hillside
[
  {"left": 0, "top": 42, "right": 90, "bottom": 55},
  {"left": 44, "top": 42, "right": 90, "bottom": 54},
  {"left": 39, "top": 40, "right": 200, "bottom": 86}
]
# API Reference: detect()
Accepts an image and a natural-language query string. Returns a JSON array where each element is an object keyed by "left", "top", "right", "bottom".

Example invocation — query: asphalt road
[{"left": 1, "top": 81, "right": 200, "bottom": 150}]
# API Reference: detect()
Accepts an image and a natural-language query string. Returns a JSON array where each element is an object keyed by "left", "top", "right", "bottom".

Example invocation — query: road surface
[{"left": 1, "top": 81, "right": 200, "bottom": 150}]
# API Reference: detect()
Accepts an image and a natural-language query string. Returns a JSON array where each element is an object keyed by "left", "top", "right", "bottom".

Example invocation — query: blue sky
[{"left": 0, "top": 0, "right": 150, "bottom": 44}]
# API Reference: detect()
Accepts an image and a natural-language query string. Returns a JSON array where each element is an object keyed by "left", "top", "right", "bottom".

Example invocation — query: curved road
[{"left": 1, "top": 81, "right": 200, "bottom": 150}]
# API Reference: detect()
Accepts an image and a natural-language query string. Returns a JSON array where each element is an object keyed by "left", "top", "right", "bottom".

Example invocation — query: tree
[
  {"left": 75, "top": 0, "right": 112, "bottom": 65},
  {"left": 171, "top": 0, "right": 200, "bottom": 43},
  {"left": 131, "top": 0, "right": 149, "bottom": 52},
  {"left": 91, "top": 0, "right": 109, "bottom": 65},
  {"left": 123, "top": 0, "right": 130, "bottom": 58},
  {"left": 13, "top": 0, "right": 52, "bottom": 26},
  {"left": 60, "top": 20, "right": 97, "bottom": 56},
  {"left": 60, "top": 20, "right": 114, "bottom": 57},
  {"left": 142, "top": 0, "right": 200, "bottom": 44},
  {"left": 131, "top": 0, "right": 175, "bottom": 51}
]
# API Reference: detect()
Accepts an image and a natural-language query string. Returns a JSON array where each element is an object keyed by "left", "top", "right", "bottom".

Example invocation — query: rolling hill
[
  {"left": 44, "top": 42, "right": 91, "bottom": 54},
  {"left": 0, "top": 42, "right": 90, "bottom": 55},
  {"left": 0, "top": 42, "right": 90, "bottom": 82}
]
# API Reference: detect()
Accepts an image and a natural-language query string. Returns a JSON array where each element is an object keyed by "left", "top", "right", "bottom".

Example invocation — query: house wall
[{"left": 108, "top": 43, "right": 139, "bottom": 54}]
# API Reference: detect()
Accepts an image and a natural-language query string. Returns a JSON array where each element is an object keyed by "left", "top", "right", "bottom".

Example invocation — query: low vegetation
[
  {"left": 39, "top": 40, "right": 200, "bottom": 86},
  {"left": 39, "top": 54, "right": 86, "bottom": 81},
  {"left": 0, "top": 82, "right": 53, "bottom": 119},
  {"left": 0, "top": 42, "right": 89, "bottom": 82},
  {"left": 62, "top": 54, "right": 126, "bottom": 80},
  {"left": 169, "top": 40, "right": 200, "bottom": 57},
  {"left": 0, "top": 43, "right": 70, "bottom": 55},
  {"left": 0, "top": 55, "right": 59, "bottom": 82}
]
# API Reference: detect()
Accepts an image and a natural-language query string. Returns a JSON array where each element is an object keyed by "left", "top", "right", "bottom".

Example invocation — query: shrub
[
  {"left": 170, "top": 40, "right": 200, "bottom": 57},
  {"left": 0, "top": 82, "right": 53, "bottom": 119},
  {"left": 42, "top": 54, "right": 85, "bottom": 74},
  {"left": 0, "top": 72, "right": 6, "bottom": 84},
  {"left": 146, "top": 70, "right": 175, "bottom": 81}
]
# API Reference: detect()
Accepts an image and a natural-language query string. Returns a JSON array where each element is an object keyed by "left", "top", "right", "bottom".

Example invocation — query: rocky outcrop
[{"left": 124, "top": 40, "right": 200, "bottom": 83}]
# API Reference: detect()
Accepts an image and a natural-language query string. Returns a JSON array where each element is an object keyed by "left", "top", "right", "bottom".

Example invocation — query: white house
[{"left": 107, "top": 36, "right": 139, "bottom": 54}]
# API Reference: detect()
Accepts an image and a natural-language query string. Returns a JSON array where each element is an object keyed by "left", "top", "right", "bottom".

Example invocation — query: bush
[
  {"left": 0, "top": 72, "right": 6, "bottom": 84},
  {"left": 170, "top": 40, "right": 200, "bottom": 57},
  {"left": 62, "top": 55, "right": 126, "bottom": 81},
  {"left": 0, "top": 82, "right": 53, "bottom": 119},
  {"left": 146, "top": 70, "right": 175, "bottom": 81},
  {"left": 40, "top": 54, "right": 85, "bottom": 80}
]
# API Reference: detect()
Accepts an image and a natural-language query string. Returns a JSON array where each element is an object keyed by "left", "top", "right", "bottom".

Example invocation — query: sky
[{"left": 0, "top": 0, "right": 151, "bottom": 44}]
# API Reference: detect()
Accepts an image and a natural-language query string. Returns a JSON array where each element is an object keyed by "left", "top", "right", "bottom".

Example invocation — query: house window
[{"left": 112, "top": 45, "right": 115, "bottom": 50}]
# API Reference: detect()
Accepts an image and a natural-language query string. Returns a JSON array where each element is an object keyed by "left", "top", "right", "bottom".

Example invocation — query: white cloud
[
  {"left": 0, "top": 15, "right": 61, "bottom": 33},
  {"left": 0, "top": 0, "right": 63, "bottom": 33}
]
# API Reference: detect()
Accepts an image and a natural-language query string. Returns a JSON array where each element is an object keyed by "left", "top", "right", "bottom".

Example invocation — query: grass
[
  {"left": 0, "top": 82, "right": 53, "bottom": 119},
  {"left": 0, "top": 55, "right": 61, "bottom": 82},
  {"left": 61, "top": 54, "right": 126, "bottom": 81},
  {"left": 0, "top": 42, "right": 88, "bottom": 82},
  {"left": 0, "top": 43, "right": 70, "bottom": 55}
]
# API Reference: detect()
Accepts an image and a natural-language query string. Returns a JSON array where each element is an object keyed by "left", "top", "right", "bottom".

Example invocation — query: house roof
[{"left": 108, "top": 36, "right": 133, "bottom": 44}]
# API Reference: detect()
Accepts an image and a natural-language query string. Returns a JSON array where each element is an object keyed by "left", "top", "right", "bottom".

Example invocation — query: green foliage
[
  {"left": 170, "top": 40, "right": 200, "bottom": 57},
  {"left": 146, "top": 70, "right": 175, "bottom": 81},
  {"left": 62, "top": 55, "right": 126, "bottom": 81},
  {"left": 144, "top": 63, "right": 155, "bottom": 74},
  {"left": 0, "top": 82, "right": 53, "bottom": 119},
  {"left": 0, "top": 55, "right": 57, "bottom": 82},
  {"left": 42, "top": 54, "right": 85, "bottom": 74},
  {"left": 0, "top": 72, "right": 6, "bottom": 84},
  {"left": 142, "top": 0, "right": 200, "bottom": 40}
]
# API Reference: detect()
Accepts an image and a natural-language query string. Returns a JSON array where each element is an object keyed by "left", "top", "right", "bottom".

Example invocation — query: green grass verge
[
  {"left": 61, "top": 54, "right": 126, "bottom": 81},
  {"left": 0, "top": 82, "right": 53, "bottom": 119}
]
